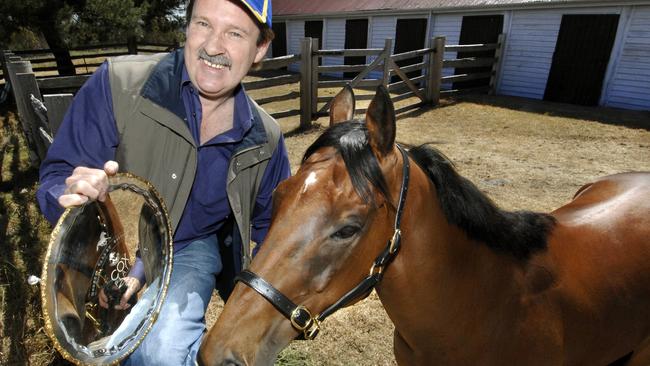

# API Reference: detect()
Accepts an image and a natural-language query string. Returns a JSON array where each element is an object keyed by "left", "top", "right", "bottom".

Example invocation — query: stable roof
[{"left": 273, "top": 0, "right": 647, "bottom": 16}]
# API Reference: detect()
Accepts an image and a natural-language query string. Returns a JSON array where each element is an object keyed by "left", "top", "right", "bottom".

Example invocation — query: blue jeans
[{"left": 123, "top": 235, "right": 222, "bottom": 365}]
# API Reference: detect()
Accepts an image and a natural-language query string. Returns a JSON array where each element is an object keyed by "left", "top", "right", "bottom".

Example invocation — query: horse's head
[{"left": 199, "top": 86, "right": 409, "bottom": 366}]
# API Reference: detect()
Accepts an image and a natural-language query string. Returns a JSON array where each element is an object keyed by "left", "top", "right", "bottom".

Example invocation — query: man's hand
[
  {"left": 58, "top": 161, "right": 119, "bottom": 207},
  {"left": 99, "top": 276, "right": 142, "bottom": 310}
]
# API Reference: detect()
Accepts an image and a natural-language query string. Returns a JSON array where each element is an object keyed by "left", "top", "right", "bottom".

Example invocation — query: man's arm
[
  {"left": 36, "top": 62, "right": 119, "bottom": 224},
  {"left": 37, "top": 62, "right": 147, "bottom": 300},
  {"left": 251, "top": 134, "right": 291, "bottom": 251}
]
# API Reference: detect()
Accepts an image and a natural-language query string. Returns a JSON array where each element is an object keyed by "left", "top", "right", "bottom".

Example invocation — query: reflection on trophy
[{"left": 42, "top": 174, "right": 173, "bottom": 365}]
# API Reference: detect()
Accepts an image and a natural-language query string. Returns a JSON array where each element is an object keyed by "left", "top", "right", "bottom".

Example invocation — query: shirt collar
[{"left": 181, "top": 64, "right": 253, "bottom": 143}]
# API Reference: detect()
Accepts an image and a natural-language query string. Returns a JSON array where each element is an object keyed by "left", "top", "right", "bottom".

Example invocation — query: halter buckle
[
  {"left": 290, "top": 305, "right": 313, "bottom": 331},
  {"left": 369, "top": 262, "right": 384, "bottom": 276},
  {"left": 303, "top": 317, "right": 321, "bottom": 340},
  {"left": 290, "top": 305, "right": 321, "bottom": 340},
  {"left": 389, "top": 229, "right": 401, "bottom": 254}
]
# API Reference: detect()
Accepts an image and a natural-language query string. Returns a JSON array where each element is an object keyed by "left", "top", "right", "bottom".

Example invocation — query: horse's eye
[{"left": 331, "top": 225, "right": 360, "bottom": 240}]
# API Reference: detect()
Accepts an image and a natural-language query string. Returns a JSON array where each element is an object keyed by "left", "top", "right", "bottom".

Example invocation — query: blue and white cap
[{"left": 239, "top": 0, "right": 272, "bottom": 27}]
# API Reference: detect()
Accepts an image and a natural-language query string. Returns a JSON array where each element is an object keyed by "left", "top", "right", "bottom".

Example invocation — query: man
[{"left": 36, "top": 0, "right": 290, "bottom": 364}]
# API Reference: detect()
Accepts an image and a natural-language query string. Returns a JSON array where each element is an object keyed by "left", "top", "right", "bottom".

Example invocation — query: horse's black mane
[
  {"left": 303, "top": 121, "right": 555, "bottom": 260},
  {"left": 303, "top": 121, "right": 391, "bottom": 204}
]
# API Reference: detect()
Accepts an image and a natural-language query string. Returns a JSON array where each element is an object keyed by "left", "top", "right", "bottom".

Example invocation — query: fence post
[
  {"left": 425, "top": 38, "right": 435, "bottom": 103},
  {"left": 299, "top": 38, "right": 313, "bottom": 130},
  {"left": 6, "top": 60, "right": 41, "bottom": 163},
  {"left": 17, "top": 73, "right": 50, "bottom": 160},
  {"left": 310, "top": 38, "right": 319, "bottom": 120},
  {"left": 489, "top": 33, "right": 506, "bottom": 95},
  {"left": 127, "top": 36, "right": 138, "bottom": 54},
  {"left": 382, "top": 39, "right": 393, "bottom": 89},
  {"left": 427, "top": 36, "right": 445, "bottom": 106}
]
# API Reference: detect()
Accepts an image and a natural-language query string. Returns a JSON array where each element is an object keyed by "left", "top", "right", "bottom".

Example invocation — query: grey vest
[{"left": 107, "top": 53, "right": 281, "bottom": 269}]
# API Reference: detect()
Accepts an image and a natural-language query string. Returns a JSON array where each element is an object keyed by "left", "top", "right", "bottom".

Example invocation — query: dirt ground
[{"left": 1, "top": 89, "right": 649, "bottom": 365}]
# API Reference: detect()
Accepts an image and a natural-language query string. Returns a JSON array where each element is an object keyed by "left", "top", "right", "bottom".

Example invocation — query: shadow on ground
[
  {"left": 471, "top": 94, "right": 649, "bottom": 131},
  {"left": 399, "top": 94, "right": 650, "bottom": 131}
]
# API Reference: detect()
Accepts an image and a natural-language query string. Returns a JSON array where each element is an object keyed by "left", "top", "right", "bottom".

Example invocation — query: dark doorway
[
  {"left": 544, "top": 14, "right": 619, "bottom": 106},
  {"left": 454, "top": 14, "right": 503, "bottom": 90},
  {"left": 272, "top": 22, "right": 287, "bottom": 58},
  {"left": 392, "top": 18, "right": 428, "bottom": 84},
  {"left": 305, "top": 20, "right": 323, "bottom": 65},
  {"left": 344, "top": 19, "right": 369, "bottom": 79}
]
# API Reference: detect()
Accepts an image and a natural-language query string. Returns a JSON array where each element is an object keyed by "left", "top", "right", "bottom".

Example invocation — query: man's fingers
[
  {"left": 65, "top": 173, "right": 105, "bottom": 192},
  {"left": 104, "top": 161, "right": 119, "bottom": 176},
  {"left": 60, "top": 163, "right": 116, "bottom": 207},
  {"left": 99, "top": 161, "right": 119, "bottom": 200},
  {"left": 58, "top": 194, "right": 89, "bottom": 208},
  {"left": 65, "top": 180, "right": 101, "bottom": 201}
]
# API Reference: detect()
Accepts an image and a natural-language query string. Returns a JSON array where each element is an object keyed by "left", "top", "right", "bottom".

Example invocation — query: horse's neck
[{"left": 377, "top": 166, "right": 525, "bottom": 355}]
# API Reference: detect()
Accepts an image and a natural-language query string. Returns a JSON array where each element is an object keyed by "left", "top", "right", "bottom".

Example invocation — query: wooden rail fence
[
  {"left": 0, "top": 41, "right": 178, "bottom": 82},
  {"left": 301, "top": 34, "right": 505, "bottom": 125},
  {"left": 1, "top": 35, "right": 504, "bottom": 164}
]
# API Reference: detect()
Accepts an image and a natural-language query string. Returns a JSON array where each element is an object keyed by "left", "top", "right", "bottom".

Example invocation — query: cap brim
[{"left": 240, "top": 0, "right": 271, "bottom": 26}]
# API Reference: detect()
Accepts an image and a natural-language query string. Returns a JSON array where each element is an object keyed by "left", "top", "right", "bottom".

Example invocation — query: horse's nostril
[
  {"left": 223, "top": 358, "right": 244, "bottom": 366},
  {"left": 221, "top": 351, "right": 246, "bottom": 366}
]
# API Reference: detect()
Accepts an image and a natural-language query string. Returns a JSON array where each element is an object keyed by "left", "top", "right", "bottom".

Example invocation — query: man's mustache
[{"left": 198, "top": 49, "right": 232, "bottom": 69}]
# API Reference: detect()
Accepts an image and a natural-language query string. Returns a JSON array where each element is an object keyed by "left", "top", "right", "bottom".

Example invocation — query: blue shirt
[{"left": 37, "top": 60, "right": 291, "bottom": 281}]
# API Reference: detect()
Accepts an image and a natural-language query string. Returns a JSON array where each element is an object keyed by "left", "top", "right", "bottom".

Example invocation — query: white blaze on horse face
[{"left": 301, "top": 172, "right": 318, "bottom": 194}]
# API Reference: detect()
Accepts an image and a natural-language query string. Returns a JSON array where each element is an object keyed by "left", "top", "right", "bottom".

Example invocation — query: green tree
[
  {"left": 0, "top": 0, "right": 184, "bottom": 76},
  {"left": 137, "top": 0, "right": 186, "bottom": 44},
  {"left": 62, "top": 0, "right": 148, "bottom": 45},
  {"left": 2, "top": 0, "right": 84, "bottom": 75}
]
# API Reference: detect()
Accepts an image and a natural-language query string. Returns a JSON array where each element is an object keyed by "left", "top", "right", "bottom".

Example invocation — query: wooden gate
[{"left": 299, "top": 34, "right": 504, "bottom": 129}]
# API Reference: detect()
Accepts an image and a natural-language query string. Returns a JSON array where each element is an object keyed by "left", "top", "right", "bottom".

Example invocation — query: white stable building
[{"left": 270, "top": 0, "right": 650, "bottom": 111}]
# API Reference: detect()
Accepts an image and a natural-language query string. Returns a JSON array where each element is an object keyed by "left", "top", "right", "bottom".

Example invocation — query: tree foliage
[
  {"left": 0, "top": 0, "right": 186, "bottom": 50},
  {"left": 138, "top": 0, "right": 187, "bottom": 43},
  {"left": 61, "top": 0, "right": 148, "bottom": 45}
]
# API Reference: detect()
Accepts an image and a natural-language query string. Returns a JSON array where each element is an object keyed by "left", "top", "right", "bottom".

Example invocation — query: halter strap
[{"left": 235, "top": 144, "right": 410, "bottom": 340}]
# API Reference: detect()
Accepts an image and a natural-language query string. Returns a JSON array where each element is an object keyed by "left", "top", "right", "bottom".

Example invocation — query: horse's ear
[
  {"left": 365, "top": 86, "right": 396, "bottom": 156},
  {"left": 329, "top": 84, "right": 355, "bottom": 126}
]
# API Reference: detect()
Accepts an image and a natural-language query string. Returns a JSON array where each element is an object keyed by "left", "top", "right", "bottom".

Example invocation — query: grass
[
  {"left": 276, "top": 346, "right": 314, "bottom": 366},
  {"left": 0, "top": 105, "right": 60, "bottom": 365}
]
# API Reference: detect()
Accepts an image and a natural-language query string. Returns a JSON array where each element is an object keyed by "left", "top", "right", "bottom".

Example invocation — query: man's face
[{"left": 185, "top": 0, "right": 270, "bottom": 100}]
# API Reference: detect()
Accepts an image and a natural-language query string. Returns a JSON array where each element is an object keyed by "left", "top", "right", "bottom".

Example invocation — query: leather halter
[{"left": 235, "top": 144, "right": 410, "bottom": 340}]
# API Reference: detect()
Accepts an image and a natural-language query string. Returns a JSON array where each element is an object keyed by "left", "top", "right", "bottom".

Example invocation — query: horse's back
[
  {"left": 543, "top": 172, "right": 650, "bottom": 364},
  {"left": 552, "top": 172, "right": 650, "bottom": 228},
  {"left": 550, "top": 171, "right": 650, "bottom": 270}
]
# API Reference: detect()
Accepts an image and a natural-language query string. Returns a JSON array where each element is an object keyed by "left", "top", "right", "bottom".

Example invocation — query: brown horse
[{"left": 198, "top": 86, "right": 650, "bottom": 366}]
